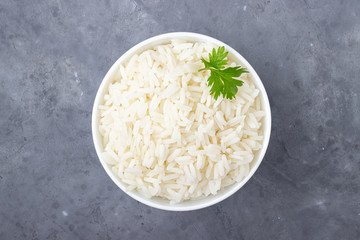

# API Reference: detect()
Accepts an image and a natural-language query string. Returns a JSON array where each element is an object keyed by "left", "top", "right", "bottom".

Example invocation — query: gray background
[{"left": 1, "top": 0, "right": 359, "bottom": 239}]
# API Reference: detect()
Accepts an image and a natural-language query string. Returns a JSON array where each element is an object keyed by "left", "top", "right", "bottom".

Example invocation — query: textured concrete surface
[{"left": 1, "top": 0, "right": 360, "bottom": 239}]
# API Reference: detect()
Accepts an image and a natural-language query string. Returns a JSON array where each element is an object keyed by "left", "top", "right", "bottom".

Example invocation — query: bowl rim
[{"left": 92, "top": 32, "right": 272, "bottom": 211}]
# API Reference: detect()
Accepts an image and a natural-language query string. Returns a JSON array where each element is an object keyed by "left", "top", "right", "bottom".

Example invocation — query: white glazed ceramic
[{"left": 92, "top": 32, "right": 271, "bottom": 211}]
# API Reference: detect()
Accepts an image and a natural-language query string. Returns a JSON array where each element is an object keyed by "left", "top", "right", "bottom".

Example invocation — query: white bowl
[{"left": 92, "top": 32, "right": 271, "bottom": 211}]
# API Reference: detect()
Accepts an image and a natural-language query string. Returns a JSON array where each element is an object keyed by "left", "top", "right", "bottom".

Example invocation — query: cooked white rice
[{"left": 98, "top": 39, "right": 264, "bottom": 203}]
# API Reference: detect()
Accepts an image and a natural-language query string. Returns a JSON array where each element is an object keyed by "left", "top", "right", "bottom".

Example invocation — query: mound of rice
[{"left": 98, "top": 40, "right": 264, "bottom": 203}]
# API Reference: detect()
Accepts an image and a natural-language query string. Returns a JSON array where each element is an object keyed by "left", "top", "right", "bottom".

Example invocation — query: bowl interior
[{"left": 92, "top": 32, "right": 271, "bottom": 211}]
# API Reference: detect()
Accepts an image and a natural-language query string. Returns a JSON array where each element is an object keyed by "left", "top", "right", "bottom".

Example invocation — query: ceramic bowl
[{"left": 92, "top": 32, "right": 271, "bottom": 211}]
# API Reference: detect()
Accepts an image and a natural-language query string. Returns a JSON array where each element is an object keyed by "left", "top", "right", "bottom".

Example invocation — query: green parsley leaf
[{"left": 199, "top": 46, "right": 248, "bottom": 100}]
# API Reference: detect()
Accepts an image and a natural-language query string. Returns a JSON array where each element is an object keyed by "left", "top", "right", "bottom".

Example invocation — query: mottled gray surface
[{"left": 0, "top": 0, "right": 359, "bottom": 239}]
